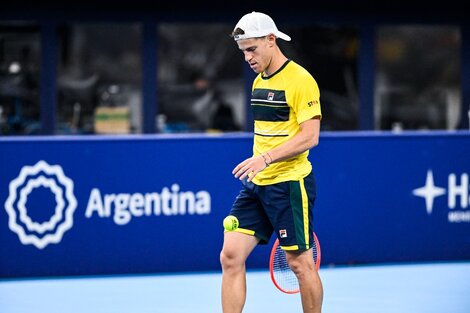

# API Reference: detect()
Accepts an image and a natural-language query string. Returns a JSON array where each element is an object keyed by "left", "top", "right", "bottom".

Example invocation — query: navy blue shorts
[{"left": 228, "top": 171, "right": 317, "bottom": 251}]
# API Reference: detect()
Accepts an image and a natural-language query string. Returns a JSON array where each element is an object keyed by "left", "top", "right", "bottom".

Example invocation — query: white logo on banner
[
  {"left": 413, "top": 169, "right": 470, "bottom": 223},
  {"left": 4, "top": 161, "right": 212, "bottom": 249},
  {"left": 4, "top": 160, "right": 77, "bottom": 249},
  {"left": 412, "top": 170, "right": 446, "bottom": 214}
]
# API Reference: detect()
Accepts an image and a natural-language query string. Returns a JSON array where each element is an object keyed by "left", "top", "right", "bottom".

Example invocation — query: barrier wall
[{"left": 1, "top": 131, "right": 469, "bottom": 278}]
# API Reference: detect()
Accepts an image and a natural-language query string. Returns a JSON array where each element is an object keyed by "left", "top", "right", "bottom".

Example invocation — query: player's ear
[{"left": 266, "top": 34, "right": 276, "bottom": 47}]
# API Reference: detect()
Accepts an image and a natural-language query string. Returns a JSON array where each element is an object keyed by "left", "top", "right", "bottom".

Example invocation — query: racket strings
[
  {"left": 272, "top": 237, "right": 320, "bottom": 293},
  {"left": 272, "top": 244, "right": 299, "bottom": 292}
]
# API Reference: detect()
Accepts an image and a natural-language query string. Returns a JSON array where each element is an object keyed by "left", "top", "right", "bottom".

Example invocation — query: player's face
[{"left": 237, "top": 36, "right": 274, "bottom": 74}]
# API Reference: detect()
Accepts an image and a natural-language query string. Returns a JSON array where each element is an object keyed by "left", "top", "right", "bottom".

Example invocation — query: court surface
[{"left": 1, "top": 261, "right": 469, "bottom": 313}]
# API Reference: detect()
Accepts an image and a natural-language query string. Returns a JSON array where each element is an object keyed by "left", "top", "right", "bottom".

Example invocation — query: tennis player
[{"left": 220, "top": 11, "right": 323, "bottom": 313}]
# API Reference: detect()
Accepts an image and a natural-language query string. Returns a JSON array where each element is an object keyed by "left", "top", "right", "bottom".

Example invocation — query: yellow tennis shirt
[{"left": 251, "top": 60, "right": 322, "bottom": 185}]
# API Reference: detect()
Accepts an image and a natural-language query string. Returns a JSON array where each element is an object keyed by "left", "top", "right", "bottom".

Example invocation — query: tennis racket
[{"left": 269, "top": 232, "right": 321, "bottom": 294}]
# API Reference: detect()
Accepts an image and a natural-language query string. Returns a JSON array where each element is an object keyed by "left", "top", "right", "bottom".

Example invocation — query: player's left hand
[{"left": 232, "top": 155, "right": 268, "bottom": 182}]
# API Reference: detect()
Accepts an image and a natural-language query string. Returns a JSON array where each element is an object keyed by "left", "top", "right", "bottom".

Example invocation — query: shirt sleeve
[{"left": 292, "top": 74, "right": 322, "bottom": 124}]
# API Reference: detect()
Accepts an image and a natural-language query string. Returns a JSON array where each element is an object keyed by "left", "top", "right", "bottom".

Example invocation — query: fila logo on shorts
[{"left": 5, "top": 160, "right": 77, "bottom": 249}]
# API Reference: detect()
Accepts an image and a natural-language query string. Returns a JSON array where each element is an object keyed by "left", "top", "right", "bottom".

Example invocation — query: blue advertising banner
[
  {"left": 1, "top": 131, "right": 469, "bottom": 278},
  {"left": 313, "top": 131, "right": 470, "bottom": 266}
]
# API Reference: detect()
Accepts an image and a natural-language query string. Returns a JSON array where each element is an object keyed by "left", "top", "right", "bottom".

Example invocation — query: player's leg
[
  {"left": 220, "top": 179, "right": 271, "bottom": 313},
  {"left": 286, "top": 171, "right": 322, "bottom": 312},
  {"left": 220, "top": 231, "right": 259, "bottom": 313},
  {"left": 285, "top": 249, "right": 323, "bottom": 313},
  {"left": 263, "top": 171, "right": 322, "bottom": 312}
]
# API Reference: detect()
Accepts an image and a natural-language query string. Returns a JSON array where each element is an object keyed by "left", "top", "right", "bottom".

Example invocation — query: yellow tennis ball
[{"left": 223, "top": 215, "right": 239, "bottom": 231}]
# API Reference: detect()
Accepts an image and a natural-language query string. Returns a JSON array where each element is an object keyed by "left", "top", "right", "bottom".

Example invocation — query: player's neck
[{"left": 263, "top": 52, "right": 288, "bottom": 77}]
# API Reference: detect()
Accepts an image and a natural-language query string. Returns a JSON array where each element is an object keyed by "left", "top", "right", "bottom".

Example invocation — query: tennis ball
[{"left": 223, "top": 215, "right": 239, "bottom": 231}]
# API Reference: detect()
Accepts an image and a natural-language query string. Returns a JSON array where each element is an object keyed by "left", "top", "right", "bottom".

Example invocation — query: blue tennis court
[{"left": 1, "top": 261, "right": 469, "bottom": 313}]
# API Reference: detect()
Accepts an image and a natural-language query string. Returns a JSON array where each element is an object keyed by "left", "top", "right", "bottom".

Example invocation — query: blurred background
[
  {"left": 0, "top": 3, "right": 469, "bottom": 312},
  {"left": 0, "top": 0, "right": 468, "bottom": 135}
]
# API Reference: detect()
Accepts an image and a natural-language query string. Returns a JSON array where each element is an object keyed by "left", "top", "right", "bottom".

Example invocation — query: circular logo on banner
[{"left": 5, "top": 160, "right": 77, "bottom": 249}]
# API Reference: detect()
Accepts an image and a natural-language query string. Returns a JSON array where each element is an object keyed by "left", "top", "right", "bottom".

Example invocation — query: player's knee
[
  {"left": 287, "top": 258, "right": 302, "bottom": 275},
  {"left": 286, "top": 254, "right": 314, "bottom": 278},
  {"left": 219, "top": 248, "right": 236, "bottom": 267},
  {"left": 220, "top": 247, "right": 243, "bottom": 271}
]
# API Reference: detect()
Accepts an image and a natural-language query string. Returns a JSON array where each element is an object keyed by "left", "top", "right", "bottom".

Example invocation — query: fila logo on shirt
[{"left": 267, "top": 92, "right": 275, "bottom": 101}]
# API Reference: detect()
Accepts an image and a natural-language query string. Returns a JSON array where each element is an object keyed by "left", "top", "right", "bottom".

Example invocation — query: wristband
[
  {"left": 265, "top": 151, "right": 273, "bottom": 164},
  {"left": 261, "top": 153, "right": 271, "bottom": 167}
]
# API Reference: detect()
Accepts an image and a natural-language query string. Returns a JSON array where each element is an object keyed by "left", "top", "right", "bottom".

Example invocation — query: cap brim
[
  {"left": 276, "top": 31, "right": 291, "bottom": 41},
  {"left": 233, "top": 30, "right": 291, "bottom": 41}
]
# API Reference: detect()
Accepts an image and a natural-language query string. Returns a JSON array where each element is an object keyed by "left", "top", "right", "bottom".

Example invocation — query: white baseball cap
[{"left": 233, "top": 11, "right": 291, "bottom": 42}]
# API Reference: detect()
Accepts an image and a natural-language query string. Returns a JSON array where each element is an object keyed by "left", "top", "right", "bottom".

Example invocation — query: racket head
[{"left": 269, "top": 232, "right": 321, "bottom": 294}]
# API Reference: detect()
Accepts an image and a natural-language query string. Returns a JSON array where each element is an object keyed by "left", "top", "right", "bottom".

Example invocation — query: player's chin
[{"left": 250, "top": 64, "right": 261, "bottom": 73}]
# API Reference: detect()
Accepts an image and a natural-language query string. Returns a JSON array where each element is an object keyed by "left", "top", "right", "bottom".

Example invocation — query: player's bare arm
[
  {"left": 267, "top": 116, "right": 321, "bottom": 163},
  {"left": 233, "top": 117, "right": 320, "bottom": 181}
]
